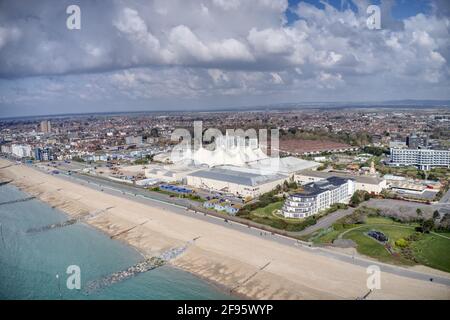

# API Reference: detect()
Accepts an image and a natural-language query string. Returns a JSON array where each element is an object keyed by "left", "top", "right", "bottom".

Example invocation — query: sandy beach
[{"left": 1, "top": 159, "right": 449, "bottom": 300}]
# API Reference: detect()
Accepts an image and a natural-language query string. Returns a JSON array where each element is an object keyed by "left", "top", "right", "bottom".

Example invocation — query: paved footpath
[{"left": 297, "top": 207, "right": 356, "bottom": 236}]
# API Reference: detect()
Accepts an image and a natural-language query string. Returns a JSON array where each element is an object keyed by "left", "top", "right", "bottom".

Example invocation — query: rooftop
[
  {"left": 247, "top": 156, "right": 320, "bottom": 174},
  {"left": 298, "top": 170, "right": 385, "bottom": 185},
  {"left": 294, "top": 176, "right": 351, "bottom": 197},
  {"left": 188, "top": 165, "right": 287, "bottom": 186}
]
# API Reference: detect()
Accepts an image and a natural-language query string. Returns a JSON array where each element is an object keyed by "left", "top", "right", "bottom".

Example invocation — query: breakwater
[
  {"left": 0, "top": 196, "right": 35, "bottom": 207},
  {"left": 84, "top": 257, "right": 166, "bottom": 294},
  {"left": 26, "top": 206, "right": 113, "bottom": 234}
]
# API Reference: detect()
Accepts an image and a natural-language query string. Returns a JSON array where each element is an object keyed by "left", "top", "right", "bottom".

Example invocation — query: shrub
[
  {"left": 340, "top": 210, "right": 366, "bottom": 225},
  {"left": 350, "top": 190, "right": 371, "bottom": 207},
  {"left": 421, "top": 219, "right": 435, "bottom": 233},
  {"left": 395, "top": 238, "right": 409, "bottom": 248},
  {"left": 406, "top": 232, "right": 423, "bottom": 242},
  {"left": 437, "top": 213, "right": 450, "bottom": 231}
]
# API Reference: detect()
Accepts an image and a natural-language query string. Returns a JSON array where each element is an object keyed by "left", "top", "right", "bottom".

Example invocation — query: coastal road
[{"left": 26, "top": 164, "right": 450, "bottom": 288}]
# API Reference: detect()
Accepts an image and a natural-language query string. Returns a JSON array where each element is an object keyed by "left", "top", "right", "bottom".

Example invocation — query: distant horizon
[{"left": 1, "top": 99, "right": 450, "bottom": 120}]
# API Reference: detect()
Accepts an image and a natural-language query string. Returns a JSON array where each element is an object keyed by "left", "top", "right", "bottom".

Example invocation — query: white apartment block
[
  {"left": 282, "top": 177, "right": 355, "bottom": 219},
  {"left": 390, "top": 148, "right": 450, "bottom": 170},
  {"left": 11, "top": 144, "right": 33, "bottom": 158}
]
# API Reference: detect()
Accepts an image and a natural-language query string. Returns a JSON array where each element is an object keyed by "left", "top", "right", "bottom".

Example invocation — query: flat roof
[
  {"left": 188, "top": 166, "right": 287, "bottom": 186},
  {"left": 247, "top": 156, "right": 320, "bottom": 174},
  {"left": 297, "top": 170, "right": 384, "bottom": 185},
  {"left": 294, "top": 176, "right": 350, "bottom": 197}
]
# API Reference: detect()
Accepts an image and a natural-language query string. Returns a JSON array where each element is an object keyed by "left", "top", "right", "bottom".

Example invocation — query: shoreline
[
  {"left": 79, "top": 215, "right": 240, "bottom": 299},
  {"left": 1, "top": 159, "right": 449, "bottom": 300}
]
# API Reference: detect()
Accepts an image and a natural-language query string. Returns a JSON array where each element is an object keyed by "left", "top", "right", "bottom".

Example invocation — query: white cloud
[
  {"left": 0, "top": 0, "right": 449, "bottom": 113},
  {"left": 0, "top": 26, "right": 21, "bottom": 50}
]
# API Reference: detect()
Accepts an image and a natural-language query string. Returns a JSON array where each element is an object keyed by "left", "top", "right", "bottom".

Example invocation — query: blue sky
[
  {"left": 286, "top": 0, "right": 432, "bottom": 23},
  {"left": 0, "top": 0, "right": 449, "bottom": 117}
]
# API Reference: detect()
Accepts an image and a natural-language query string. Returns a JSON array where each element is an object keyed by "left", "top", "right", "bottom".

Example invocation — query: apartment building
[
  {"left": 282, "top": 177, "right": 355, "bottom": 219},
  {"left": 390, "top": 148, "right": 450, "bottom": 170}
]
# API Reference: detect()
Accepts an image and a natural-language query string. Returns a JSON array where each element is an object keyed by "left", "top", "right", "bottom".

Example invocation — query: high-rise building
[
  {"left": 34, "top": 147, "right": 53, "bottom": 161},
  {"left": 406, "top": 133, "right": 428, "bottom": 149},
  {"left": 40, "top": 120, "right": 51, "bottom": 133}
]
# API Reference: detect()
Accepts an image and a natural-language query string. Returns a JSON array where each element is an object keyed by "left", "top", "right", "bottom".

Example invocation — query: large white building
[
  {"left": 247, "top": 156, "right": 320, "bottom": 176},
  {"left": 295, "top": 170, "right": 386, "bottom": 194},
  {"left": 11, "top": 144, "right": 33, "bottom": 158},
  {"left": 390, "top": 148, "right": 450, "bottom": 170},
  {"left": 282, "top": 177, "right": 355, "bottom": 219},
  {"left": 186, "top": 165, "right": 288, "bottom": 199},
  {"left": 145, "top": 163, "right": 204, "bottom": 183}
]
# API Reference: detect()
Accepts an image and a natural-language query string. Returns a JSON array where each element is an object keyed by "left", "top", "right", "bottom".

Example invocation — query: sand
[{"left": 1, "top": 159, "right": 449, "bottom": 300}]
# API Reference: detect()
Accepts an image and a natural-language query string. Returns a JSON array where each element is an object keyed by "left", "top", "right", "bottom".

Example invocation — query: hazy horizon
[{"left": 1, "top": 98, "right": 450, "bottom": 119}]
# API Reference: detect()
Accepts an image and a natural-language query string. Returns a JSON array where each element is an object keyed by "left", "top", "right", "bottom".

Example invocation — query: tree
[
  {"left": 433, "top": 210, "right": 440, "bottom": 220},
  {"left": 421, "top": 219, "right": 435, "bottom": 233},
  {"left": 437, "top": 213, "right": 450, "bottom": 231},
  {"left": 416, "top": 208, "right": 423, "bottom": 220},
  {"left": 350, "top": 190, "right": 370, "bottom": 207}
]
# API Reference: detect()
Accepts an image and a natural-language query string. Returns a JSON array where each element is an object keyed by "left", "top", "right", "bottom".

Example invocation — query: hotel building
[
  {"left": 282, "top": 177, "right": 355, "bottom": 219},
  {"left": 390, "top": 148, "right": 450, "bottom": 170}
]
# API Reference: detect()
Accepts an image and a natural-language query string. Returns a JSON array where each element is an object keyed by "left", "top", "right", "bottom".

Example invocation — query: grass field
[
  {"left": 343, "top": 225, "right": 416, "bottom": 266},
  {"left": 240, "top": 200, "right": 317, "bottom": 232},
  {"left": 251, "top": 201, "right": 284, "bottom": 218},
  {"left": 312, "top": 216, "right": 450, "bottom": 272},
  {"left": 411, "top": 234, "right": 450, "bottom": 273}
]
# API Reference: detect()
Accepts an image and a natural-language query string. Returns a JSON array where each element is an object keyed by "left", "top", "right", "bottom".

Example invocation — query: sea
[{"left": 0, "top": 184, "right": 232, "bottom": 300}]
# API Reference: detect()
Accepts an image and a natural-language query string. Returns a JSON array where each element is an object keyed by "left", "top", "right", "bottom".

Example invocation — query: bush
[
  {"left": 340, "top": 210, "right": 366, "bottom": 225},
  {"left": 437, "top": 213, "right": 450, "bottom": 231},
  {"left": 350, "top": 190, "right": 371, "bottom": 207},
  {"left": 406, "top": 232, "right": 423, "bottom": 242},
  {"left": 420, "top": 219, "right": 435, "bottom": 233},
  {"left": 134, "top": 158, "right": 149, "bottom": 165},
  {"left": 395, "top": 238, "right": 409, "bottom": 248}
]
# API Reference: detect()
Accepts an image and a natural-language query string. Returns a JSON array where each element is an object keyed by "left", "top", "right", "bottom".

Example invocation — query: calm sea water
[{"left": 0, "top": 184, "right": 232, "bottom": 300}]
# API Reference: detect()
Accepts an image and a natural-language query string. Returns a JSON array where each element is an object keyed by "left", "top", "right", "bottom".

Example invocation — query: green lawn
[
  {"left": 241, "top": 200, "right": 317, "bottom": 232},
  {"left": 343, "top": 225, "right": 415, "bottom": 266},
  {"left": 312, "top": 216, "right": 450, "bottom": 272},
  {"left": 149, "top": 187, "right": 204, "bottom": 202},
  {"left": 251, "top": 201, "right": 283, "bottom": 218},
  {"left": 311, "top": 228, "right": 343, "bottom": 244},
  {"left": 411, "top": 235, "right": 450, "bottom": 273}
]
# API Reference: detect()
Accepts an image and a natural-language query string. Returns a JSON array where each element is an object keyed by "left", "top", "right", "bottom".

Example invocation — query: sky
[{"left": 0, "top": 0, "right": 449, "bottom": 117}]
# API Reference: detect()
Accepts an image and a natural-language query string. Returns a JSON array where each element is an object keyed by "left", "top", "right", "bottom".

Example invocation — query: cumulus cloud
[{"left": 0, "top": 0, "right": 449, "bottom": 115}]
